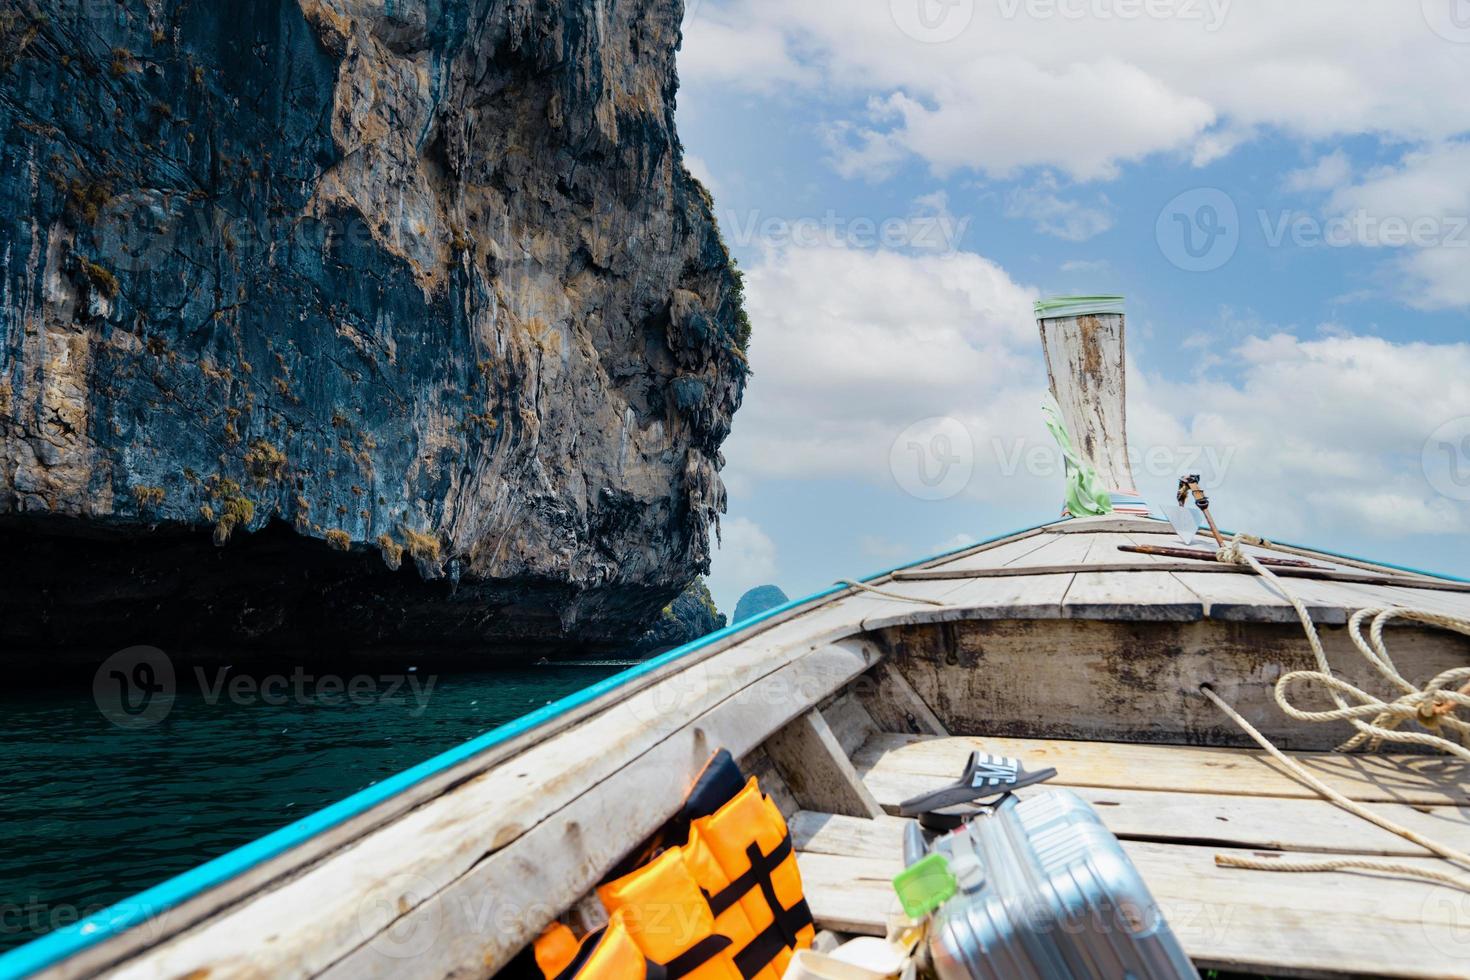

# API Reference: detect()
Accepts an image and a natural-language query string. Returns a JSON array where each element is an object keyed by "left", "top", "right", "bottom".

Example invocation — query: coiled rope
[{"left": 1206, "top": 533, "right": 1470, "bottom": 889}]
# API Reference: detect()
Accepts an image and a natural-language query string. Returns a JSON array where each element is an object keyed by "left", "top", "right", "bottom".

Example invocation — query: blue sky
[{"left": 673, "top": 0, "right": 1470, "bottom": 614}]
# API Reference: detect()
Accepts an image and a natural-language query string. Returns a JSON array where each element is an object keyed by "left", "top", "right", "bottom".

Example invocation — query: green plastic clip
[{"left": 891, "top": 853, "right": 957, "bottom": 920}]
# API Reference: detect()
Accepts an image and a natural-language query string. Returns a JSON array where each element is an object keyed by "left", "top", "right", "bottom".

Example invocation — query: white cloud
[
  {"left": 1135, "top": 332, "right": 1470, "bottom": 537},
  {"left": 708, "top": 516, "right": 779, "bottom": 608},
  {"left": 930, "top": 533, "right": 977, "bottom": 555},
  {"left": 1393, "top": 247, "right": 1470, "bottom": 312},
  {"left": 1310, "top": 141, "right": 1470, "bottom": 309},
  {"left": 1327, "top": 143, "right": 1470, "bottom": 228},
  {"left": 723, "top": 241, "right": 1470, "bottom": 549},
  {"left": 1284, "top": 151, "right": 1352, "bottom": 194},
  {"left": 864, "top": 61, "right": 1214, "bottom": 182},
  {"left": 683, "top": 153, "right": 721, "bottom": 198},
  {"left": 722, "top": 241, "right": 1041, "bottom": 496},
  {"left": 1006, "top": 175, "right": 1115, "bottom": 241},
  {"left": 681, "top": 1, "right": 1470, "bottom": 182},
  {"left": 679, "top": 16, "right": 810, "bottom": 92}
]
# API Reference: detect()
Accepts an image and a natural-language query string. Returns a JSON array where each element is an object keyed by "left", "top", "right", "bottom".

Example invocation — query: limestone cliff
[
  {"left": 631, "top": 576, "right": 724, "bottom": 656},
  {"left": 0, "top": 0, "right": 747, "bottom": 660}
]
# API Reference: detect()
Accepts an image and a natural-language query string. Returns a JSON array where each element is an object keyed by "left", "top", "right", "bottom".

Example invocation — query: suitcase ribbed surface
[{"left": 930, "top": 790, "right": 1197, "bottom": 980}]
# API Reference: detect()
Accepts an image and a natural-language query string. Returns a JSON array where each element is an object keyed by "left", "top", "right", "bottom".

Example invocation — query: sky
[{"left": 673, "top": 0, "right": 1470, "bottom": 616}]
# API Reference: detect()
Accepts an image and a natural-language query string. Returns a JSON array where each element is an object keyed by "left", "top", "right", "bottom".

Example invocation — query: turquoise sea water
[{"left": 0, "top": 664, "right": 619, "bottom": 952}]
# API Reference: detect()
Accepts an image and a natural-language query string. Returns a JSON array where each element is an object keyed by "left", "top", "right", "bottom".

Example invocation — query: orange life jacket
[
  {"left": 536, "top": 757, "right": 813, "bottom": 980},
  {"left": 535, "top": 911, "right": 665, "bottom": 979}
]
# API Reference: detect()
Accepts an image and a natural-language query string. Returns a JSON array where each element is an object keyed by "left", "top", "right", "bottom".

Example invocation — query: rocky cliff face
[
  {"left": 0, "top": 0, "right": 747, "bottom": 660},
  {"left": 631, "top": 576, "right": 724, "bottom": 657}
]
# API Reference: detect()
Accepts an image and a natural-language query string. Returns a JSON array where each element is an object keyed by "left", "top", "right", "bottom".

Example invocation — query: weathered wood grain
[
  {"left": 924, "top": 532, "right": 1058, "bottom": 573},
  {"left": 903, "top": 525, "right": 1055, "bottom": 572},
  {"left": 894, "top": 563, "right": 1470, "bottom": 594},
  {"left": 740, "top": 746, "right": 801, "bottom": 818},
  {"left": 859, "top": 573, "right": 1074, "bottom": 632},
  {"left": 766, "top": 710, "right": 885, "bottom": 819},
  {"left": 853, "top": 662, "right": 947, "bottom": 738},
  {"left": 1053, "top": 517, "right": 1176, "bottom": 534},
  {"left": 875, "top": 618, "right": 1470, "bottom": 749},
  {"left": 1062, "top": 570, "right": 1205, "bottom": 621},
  {"left": 853, "top": 733, "right": 1470, "bottom": 807},
  {"left": 1039, "top": 312, "right": 1137, "bottom": 495},
  {"left": 313, "top": 641, "right": 884, "bottom": 980},
  {"left": 999, "top": 532, "right": 1096, "bottom": 568},
  {"left": 1171, "top": 571, "right": 1347, "bottom": 624},
  {"left": 843, "top": 770, "right": 1470, "bottom": 857},
  {"left": 819, "top": 691, "right": 880, "bottom": 757},
  {"left": 99, "top": 637, "right": 881, "bottom": 980}
]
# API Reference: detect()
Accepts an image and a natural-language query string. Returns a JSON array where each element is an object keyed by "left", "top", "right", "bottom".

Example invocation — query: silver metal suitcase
[{"left": 925, "top": 789, "right": 1197, "bottom": 980}]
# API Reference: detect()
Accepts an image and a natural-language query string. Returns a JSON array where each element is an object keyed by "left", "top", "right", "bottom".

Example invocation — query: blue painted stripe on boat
[{"left": 0, "top": 520, "right": 1058, "bottom": 978}]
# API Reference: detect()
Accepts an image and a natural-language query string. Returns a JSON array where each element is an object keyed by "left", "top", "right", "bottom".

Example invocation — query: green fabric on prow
[{"left": 1042, "top": 404, "right": 1114, "bottom": 517}]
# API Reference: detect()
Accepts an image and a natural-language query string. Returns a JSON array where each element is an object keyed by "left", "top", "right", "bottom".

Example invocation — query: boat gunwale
[
  {"left": 12, "top": 516, "right": 1466, "bottom": 977},
  {"left": 0, "top": 522, "right": 1057, "bottom": 980}
]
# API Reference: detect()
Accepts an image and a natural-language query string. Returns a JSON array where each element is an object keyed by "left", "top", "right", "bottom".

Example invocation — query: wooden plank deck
[
  {"left": 53, "top": 515, "right": 1468, "bottom": 980},
  {"left": 792, "top": 732, "right": 1470, "bottom": 978},
  {"left": 897, "top": 518, "right": 1470, "bottom": 629}
]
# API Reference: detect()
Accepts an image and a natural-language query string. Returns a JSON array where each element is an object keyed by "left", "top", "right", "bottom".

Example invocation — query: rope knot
[
  {"left": 1215, "top": 532, "right": 1261, "bottom": 566},
  {"left": 1416, "top": 694, "right": 1450, "bottom": 729}
]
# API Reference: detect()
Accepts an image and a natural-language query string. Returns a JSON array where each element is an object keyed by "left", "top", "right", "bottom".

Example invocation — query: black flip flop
[{"left": 898, "top": 751, "right": 1058, "bottom": 817}]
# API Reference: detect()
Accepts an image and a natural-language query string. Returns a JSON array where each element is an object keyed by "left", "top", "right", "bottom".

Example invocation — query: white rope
[
  {"left": 836, "top": 580, "right": 947, "bottom": 607},
  {"left": 1200, "top": 685, "right": 1470, "bottom": 889},
  {"left": 1215, "top": 534, "right": 1470, "bottom": 759},
  {"left": 1206, "top": 533, "right": 1470, "bottom": 889}
]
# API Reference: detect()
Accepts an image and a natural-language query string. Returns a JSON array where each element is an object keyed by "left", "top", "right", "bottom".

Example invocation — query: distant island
[{"left": 733, "top": 585, "right": 790, "bottom": 625}]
